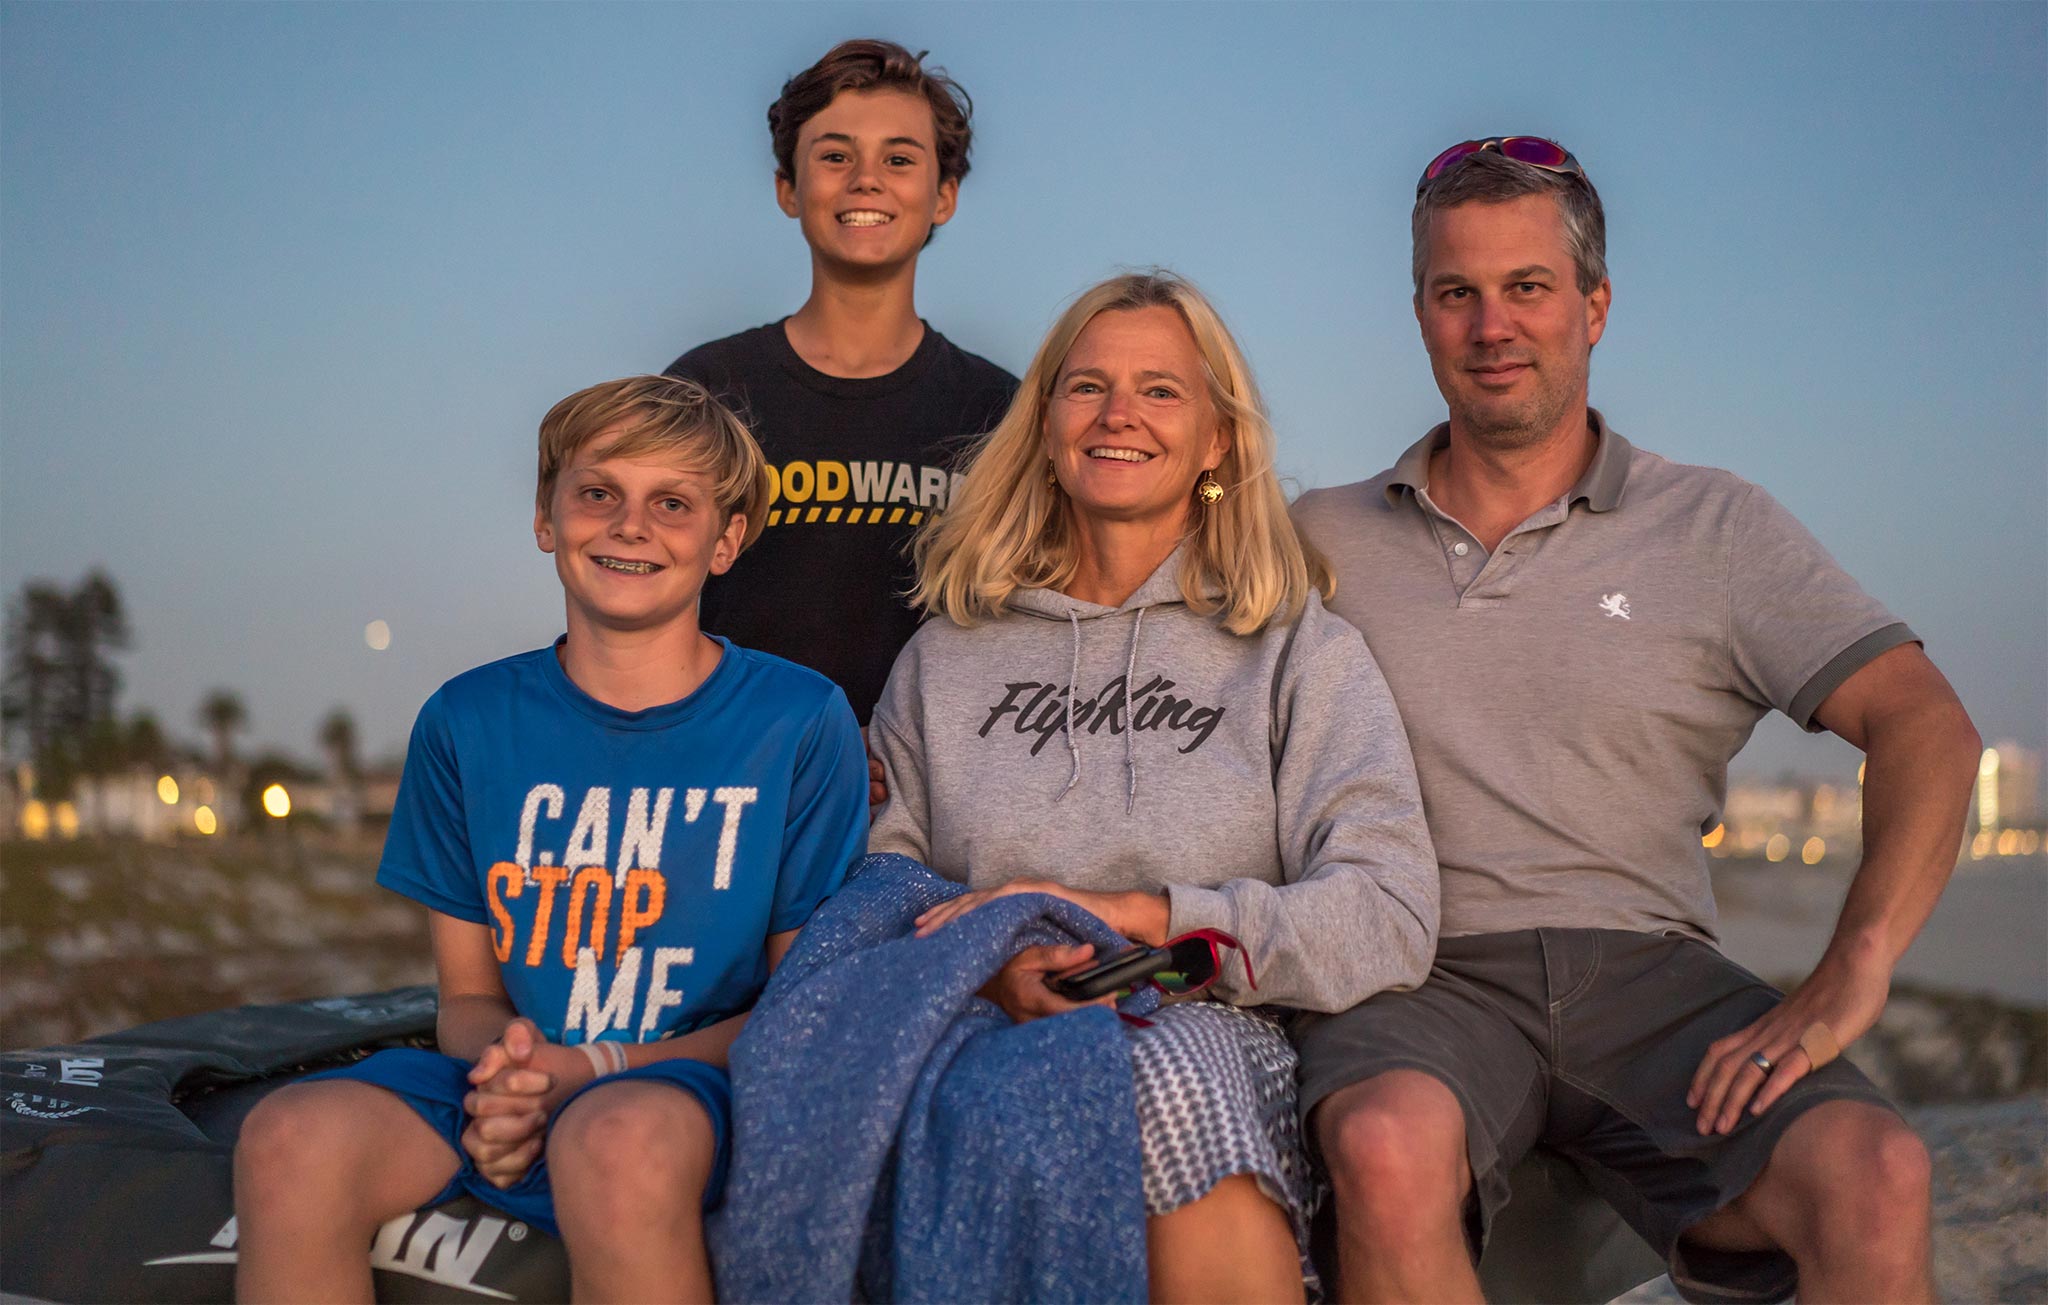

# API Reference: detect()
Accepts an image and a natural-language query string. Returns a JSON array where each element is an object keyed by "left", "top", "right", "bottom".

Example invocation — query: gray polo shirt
[{"left": 1292, "top": 412, "right": 1916, "bottom": 942}]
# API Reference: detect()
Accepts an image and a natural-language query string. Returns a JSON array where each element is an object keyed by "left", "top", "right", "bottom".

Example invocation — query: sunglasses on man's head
[{"left": 1419, "top": 136, "right": 1583, "bottom": 193}]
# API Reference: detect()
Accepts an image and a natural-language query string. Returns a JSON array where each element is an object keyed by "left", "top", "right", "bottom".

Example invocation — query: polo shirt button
[{"left": 1452, "top": 542, "right": 1470, "bottom": 557}]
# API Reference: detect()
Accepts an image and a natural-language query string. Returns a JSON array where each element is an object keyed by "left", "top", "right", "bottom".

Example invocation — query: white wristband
[
  {"left": 606, "top": 1041, "right": 629, "bottom": 1075},
  {"left": 578, "top": 1042, "right": 611, "bottom": 1079}
]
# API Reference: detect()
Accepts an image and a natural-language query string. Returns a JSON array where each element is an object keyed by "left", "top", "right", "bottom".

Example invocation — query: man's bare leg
[
  {"left": 1316, "top": 1070, "right": 1481, "bottom": 1304},
  {"left": 1683, "top": 1099, "right": 1935, "bottom": 1304},
  {"left": 234, "top": 1080, "right": 458, "bottom": 1302}
]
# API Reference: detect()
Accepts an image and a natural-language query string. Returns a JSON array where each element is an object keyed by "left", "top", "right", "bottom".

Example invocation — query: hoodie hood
[{"left": 1004, "top": 542, "right": 1217, "bottom": 623}]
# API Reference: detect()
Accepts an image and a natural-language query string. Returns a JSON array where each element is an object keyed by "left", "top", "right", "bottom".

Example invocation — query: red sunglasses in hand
[{"left": 1045, "top": 928, "right": 1255, "bottom": 1010}]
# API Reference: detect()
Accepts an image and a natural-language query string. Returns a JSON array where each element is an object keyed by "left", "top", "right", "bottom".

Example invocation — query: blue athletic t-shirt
[{"left": 378, "top": 638, "right": 866, "bottom": 1046}]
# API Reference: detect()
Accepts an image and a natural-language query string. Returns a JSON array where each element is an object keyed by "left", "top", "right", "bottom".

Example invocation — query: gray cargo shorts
[{"left": 1294, "top": 928, "right": 1898, "bottom": 1305}]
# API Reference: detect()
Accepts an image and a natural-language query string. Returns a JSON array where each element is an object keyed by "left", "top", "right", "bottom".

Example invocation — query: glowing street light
[
  {"left": 1801, "top": 837, "right": 1826, "bottom": 865},
  {"left": 1765, "top": 834, "right": 1791, "bottom": 863},
  {"left": 194, "top": 805, "right": 218, "bottom": 836},
  {"left": 262, "top": 784, "right": 292, "bottom": 819},
  {"left": 158, "top": 775, "right": 180, "bottom": 805},
  {"left": 20, "top": 800, "right": 49, "bottom": 840}
]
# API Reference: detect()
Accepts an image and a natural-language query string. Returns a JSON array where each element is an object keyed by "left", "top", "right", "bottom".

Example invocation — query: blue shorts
[{"left": 307, "top": 1047, "right": 732, "bottom": 1240}]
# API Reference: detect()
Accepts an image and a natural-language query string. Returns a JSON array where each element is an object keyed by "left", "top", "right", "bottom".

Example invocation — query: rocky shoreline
[
  {"left": 1617, "top": 1095, "right": 2047, "bottom": 1304},
  {"left": 1918, "top": 1096, "right": 2048, "bottom": 1304}
]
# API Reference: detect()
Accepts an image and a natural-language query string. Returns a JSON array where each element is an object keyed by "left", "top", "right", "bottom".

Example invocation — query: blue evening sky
[{"left": 3, "top": 1, "right": 2043, "bottom": 780}]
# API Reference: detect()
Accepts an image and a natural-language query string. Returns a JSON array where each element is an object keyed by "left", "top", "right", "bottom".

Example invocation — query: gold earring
[
  {"left": 1047, "top": 459, "right": 1059, "bottom": 489},
  {"left": 1197, "top": 469, "right": 1224, "bottom": 505}
]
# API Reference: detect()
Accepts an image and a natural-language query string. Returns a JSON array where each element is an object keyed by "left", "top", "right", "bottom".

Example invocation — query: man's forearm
[{"left": 1822, "top": 695, "right": 1980, "bottom": 976}]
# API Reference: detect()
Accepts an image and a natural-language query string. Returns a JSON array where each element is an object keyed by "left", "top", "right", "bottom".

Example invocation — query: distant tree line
[
  {"left": 3, "top": 571, "right": 138, "bottom": 796},
  {"left": 2, "top": 571, "right": 359, "bottom": 805}
]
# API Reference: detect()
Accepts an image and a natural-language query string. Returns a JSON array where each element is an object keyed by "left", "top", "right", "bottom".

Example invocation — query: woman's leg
[
  {"left": 1130, "top": 1003, "right": 1312, "bottom": 1304},
  {"left": 234, "top": 1079, "right": 459, "bottom": 1303},
  {"left": 1146, "top": 1172, "right": 1305, "bottom": 1304},
  {"left": 547, "top": 1079, "right": 719, "bottom": 1305}
]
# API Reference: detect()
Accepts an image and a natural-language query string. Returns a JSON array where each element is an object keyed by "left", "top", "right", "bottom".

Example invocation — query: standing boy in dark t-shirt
[{"left": 667, "top": 39, "right": 1017, "bottom": 723}]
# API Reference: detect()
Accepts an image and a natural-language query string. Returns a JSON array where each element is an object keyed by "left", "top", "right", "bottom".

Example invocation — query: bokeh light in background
[
  {"left": 364, "top": 620, "right": 391, "bottom": 652},
  {"left": 194, "top": 805, "right": 217, "bottom": 835},
  {"left": 261, "top": 784, "right": 291, "bottom": 819},
  {"left": 157, "top": 775, "right": 179, "bottom": 804}
]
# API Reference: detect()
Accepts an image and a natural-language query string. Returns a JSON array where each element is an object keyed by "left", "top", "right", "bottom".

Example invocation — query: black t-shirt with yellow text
[{"left": 667, "top": 322, "right": 1017, "bottom": 722}]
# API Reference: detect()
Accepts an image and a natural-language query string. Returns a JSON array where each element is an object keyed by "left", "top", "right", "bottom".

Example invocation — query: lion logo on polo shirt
[{"left": 1598, "top": 593, "right": 1632, "bottom": 620}]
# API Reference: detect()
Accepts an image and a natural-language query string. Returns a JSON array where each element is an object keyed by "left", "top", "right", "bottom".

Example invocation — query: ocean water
[{"left": 1712, "top": 852, "right": 2047, "bottom": 1006}]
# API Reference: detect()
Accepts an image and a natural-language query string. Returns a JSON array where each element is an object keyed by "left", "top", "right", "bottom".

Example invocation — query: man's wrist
[{"left": 1818, "top": 921, "right": 1899, "bottom": 978}]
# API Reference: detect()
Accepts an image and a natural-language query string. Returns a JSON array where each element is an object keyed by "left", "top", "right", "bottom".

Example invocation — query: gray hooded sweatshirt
[{"left": 868, "top": 547, "right": 1438, "bottom": 1012}]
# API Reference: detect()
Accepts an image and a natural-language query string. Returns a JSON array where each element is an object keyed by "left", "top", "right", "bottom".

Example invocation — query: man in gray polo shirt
[{"left": 1291, "top": 138, "right": 1982, "bottom": 1304}]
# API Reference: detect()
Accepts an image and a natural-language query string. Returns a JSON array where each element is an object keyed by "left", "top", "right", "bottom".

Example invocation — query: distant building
[
  {"left": 72, "top": 767, "right": 238, "bottom": 840},
  {"left": 1717, "top": 781, "right": 1856, "bottom": 862},
  {"left": 1716, "top": 778, "right": 1865, "bottom": 864},
  {"left": 1972, "top": 742, "right": 2043, "bottom": 833},
  {"left": 1722, "top": 783, "right": 1806, "bottom": 854},
  {"left": 7, "top": 760, "right": 401, "bottom": 843}
]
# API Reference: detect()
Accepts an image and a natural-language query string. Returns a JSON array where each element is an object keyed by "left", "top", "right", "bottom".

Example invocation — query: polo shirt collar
[{"left": 1383, "top": 409, "right": 1633, "bottom": 512}]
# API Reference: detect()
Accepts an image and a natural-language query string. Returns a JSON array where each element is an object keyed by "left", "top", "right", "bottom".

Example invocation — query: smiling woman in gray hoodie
[{"left": 867, "top": 271, "right": 1438, "bottom": 1302}]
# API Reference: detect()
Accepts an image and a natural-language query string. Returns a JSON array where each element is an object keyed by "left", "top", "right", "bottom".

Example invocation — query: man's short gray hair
[{"left": 1411, "top": 149, "right": 1608, "bottom": 297}]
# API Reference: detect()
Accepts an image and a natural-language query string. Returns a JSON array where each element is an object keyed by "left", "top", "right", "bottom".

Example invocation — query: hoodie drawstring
[
  {"left": 1056, "top": 604, "right": 1147, "bottom": 813},
  {"left": 1122, "top": 607, "right": 1144, "bottom": 814},
  {"left": 1056, "top": 610, "right": 1083, "bottom": 802}
]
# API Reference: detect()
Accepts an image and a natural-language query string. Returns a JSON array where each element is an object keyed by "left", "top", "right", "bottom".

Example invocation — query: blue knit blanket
[{"left": 707, "top": 853, "right": 1156, "bottom": 1303}]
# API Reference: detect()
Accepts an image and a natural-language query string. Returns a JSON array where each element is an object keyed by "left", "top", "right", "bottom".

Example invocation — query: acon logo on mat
[
  {"left": 5, "top": 1090, "right": 99, "bottom": 1120},
  {"left": 147, "top": 1209, "right": 528, "bottom": 1299}
]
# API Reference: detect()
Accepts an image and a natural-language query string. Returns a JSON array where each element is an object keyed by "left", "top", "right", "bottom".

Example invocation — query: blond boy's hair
[{"left": 536, "top": 375, "right": 772, "bottom": 553}]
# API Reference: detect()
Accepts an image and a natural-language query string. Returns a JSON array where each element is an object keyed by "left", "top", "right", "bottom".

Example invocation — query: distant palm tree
[
  {"left": 125, "top": 712, "right": 170, "bottom": 770},
  {"left": 198, "top": 690, "right": 247, "bottom": 774},
  {"left": 3, "top": 573, "right": 133, "bottom": 798},
  {"left": 318, "top": 709, "right": 358, "bottom": 780},
  {"left": 319, "top": 708, "right": 363, "bottom": 833},
  {"left": 2, "top": 582, "right": 70, "bottom": 761},
  {"left": 65, "top": 571, "right": 129, "bottom": 733}
]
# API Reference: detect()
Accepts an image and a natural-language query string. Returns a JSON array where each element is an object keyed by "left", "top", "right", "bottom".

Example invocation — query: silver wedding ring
[{"left": 1749, "top": 1051, "right": 1775, "bottom": 1074}]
